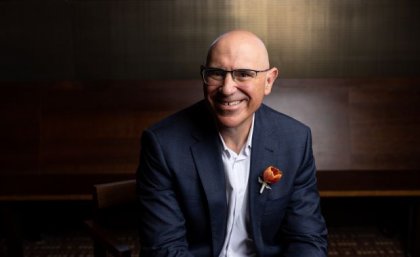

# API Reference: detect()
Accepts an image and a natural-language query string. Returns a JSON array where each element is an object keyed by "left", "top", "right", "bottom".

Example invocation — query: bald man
[{"left": 137, "top": 30, "right": 328, "bottom": 257}]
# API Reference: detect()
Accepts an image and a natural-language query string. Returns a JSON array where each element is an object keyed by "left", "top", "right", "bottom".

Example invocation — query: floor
[
  {"left": 0, "top": 226, "right": 405, "bottom": 257},
  {"left": 0, "top": 198, "right": 411, "bottom": 257}
]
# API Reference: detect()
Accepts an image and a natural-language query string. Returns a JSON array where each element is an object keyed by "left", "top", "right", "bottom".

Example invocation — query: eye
[
  {"left": 234, "top": 70, "right": 256, "bottom": 80},
  {"left": 206, "top": 69, "right": 225, "bottom": 79}
]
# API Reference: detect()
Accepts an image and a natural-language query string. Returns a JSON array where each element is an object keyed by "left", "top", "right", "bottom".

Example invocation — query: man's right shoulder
[{"left": 146, "top": 100, "right": 210, "bottom": 136}]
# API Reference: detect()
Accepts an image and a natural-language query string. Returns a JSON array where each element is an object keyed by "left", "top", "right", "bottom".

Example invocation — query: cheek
[
  {"left": 204, "top": 85, "right": 218, "bottom": 97},
  {"left": 203, "top": 88, "right": 217, "bottom": 104},
  {"left": 246, "top": 80, "right": 268, "bottom": 100},
  {"left": 248, "top": 87, "right": 266, "bottom": 105}
]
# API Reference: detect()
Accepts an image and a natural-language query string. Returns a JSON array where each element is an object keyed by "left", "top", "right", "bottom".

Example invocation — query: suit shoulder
[
  {"left": 145, "top": 100, "right": 210, "bottom": 137},
  {"left": 260, "top": 104, "right": 311, "bottom": 132}
]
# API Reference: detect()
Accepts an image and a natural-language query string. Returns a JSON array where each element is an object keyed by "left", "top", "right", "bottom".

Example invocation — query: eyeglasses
[{"left": 200, "top": 65, "right": 271, "bottom": 86}]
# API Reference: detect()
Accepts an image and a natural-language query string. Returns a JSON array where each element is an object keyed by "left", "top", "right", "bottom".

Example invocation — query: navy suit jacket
[{"left": 137, "top": 100, "right": 328, "bottom": 257}]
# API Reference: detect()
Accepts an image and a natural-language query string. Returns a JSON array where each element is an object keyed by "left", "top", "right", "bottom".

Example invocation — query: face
[{"left": 203, "top": 32, "right": 278, "bottom": 130}]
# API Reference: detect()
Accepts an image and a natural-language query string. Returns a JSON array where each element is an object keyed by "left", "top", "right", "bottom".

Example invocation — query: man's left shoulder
[{"left": 258, "top": 104, "right": 311, "bottom": 132}]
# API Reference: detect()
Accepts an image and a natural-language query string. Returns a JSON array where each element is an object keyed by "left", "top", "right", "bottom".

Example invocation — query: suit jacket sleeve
[
  {"left": 137, "top": 129, "right": 194, "bottom": 257},
  {"left": 281, "top": 128, "right": 328, "bottom": 257}
]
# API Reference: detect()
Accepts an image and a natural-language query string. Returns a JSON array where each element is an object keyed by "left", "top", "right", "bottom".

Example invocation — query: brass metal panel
[{"left": 0, "top": 0, "right": 419, "bottom": 79}]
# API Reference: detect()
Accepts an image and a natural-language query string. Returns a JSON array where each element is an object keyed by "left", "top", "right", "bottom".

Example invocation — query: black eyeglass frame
[{"left": 200, "top": 65, "right": 271, "bottom": 85}]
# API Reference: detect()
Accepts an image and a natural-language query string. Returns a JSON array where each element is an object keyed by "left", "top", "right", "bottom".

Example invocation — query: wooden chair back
[{"left": 85, "top": 179, "right": 139, "bottom": 257}]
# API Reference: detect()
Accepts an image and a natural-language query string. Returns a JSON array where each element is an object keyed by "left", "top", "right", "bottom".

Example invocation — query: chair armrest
[{"left": 84, "top": 219, "right": 132, "bottom": 257}]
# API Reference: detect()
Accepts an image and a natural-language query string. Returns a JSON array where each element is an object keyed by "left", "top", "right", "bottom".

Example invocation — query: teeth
[{"left": 224, "top": 100, "right": 241, "bottom": 106}]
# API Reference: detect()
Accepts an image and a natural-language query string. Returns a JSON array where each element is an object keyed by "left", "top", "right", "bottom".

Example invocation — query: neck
[{"left": 219, "top": 120, "right": 252, "bottom": 154}]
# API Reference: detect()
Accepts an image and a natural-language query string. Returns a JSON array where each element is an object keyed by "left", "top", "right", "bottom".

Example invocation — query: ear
[{"left": 264, "top": 67, "right": 279, "bottom": 95}]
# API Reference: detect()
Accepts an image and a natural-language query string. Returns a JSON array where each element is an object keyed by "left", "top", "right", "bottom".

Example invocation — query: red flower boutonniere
[{"left": 259, "top": 166, "right": 283, "bottom": 194}]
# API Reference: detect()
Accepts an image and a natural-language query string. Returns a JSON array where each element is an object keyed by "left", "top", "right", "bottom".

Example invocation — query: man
[{"left": 137, "top": 30, "right": 328, "bottom": 257}]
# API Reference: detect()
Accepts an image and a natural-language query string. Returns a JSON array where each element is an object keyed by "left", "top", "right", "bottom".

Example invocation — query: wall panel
[{"left": 0, "top": 0, "right": 419, "bottom": 79}]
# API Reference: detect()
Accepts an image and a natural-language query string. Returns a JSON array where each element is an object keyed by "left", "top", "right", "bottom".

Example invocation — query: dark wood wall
[
  {"left": 1, "top": 79, "right": 419, "bottom": 200},
  {"left": 0, "top": 0, "right": 419, "bottom": 80}
]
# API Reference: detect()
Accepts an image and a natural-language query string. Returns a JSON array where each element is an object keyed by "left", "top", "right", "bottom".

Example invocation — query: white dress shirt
[{"left": 218, "top": 116, "right": 256, "bottom": 257}]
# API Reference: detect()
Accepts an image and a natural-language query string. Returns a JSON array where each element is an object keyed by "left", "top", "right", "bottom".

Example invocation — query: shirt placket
[{"left": 225, "top": 152, "right": 247, "bottom": 256}]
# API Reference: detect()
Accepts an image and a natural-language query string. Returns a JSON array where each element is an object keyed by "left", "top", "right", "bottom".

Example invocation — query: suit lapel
[
  {"left": 190, "top": 123, "right": 227, "bottom": 257},
  {"left": 248, "top": 106, "right": 278, "bottom": 251}
]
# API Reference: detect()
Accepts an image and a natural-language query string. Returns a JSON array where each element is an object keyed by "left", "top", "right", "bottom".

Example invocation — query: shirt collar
[{"left": 219, "top": 115, "right": 254, "bottom": 157}]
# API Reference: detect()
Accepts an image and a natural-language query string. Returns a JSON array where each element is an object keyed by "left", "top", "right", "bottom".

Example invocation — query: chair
[{"left": 85, "top": 179, "right": 139, "bottom": 257}]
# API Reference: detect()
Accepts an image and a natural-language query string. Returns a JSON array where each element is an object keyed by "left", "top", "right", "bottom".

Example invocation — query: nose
[{"left": 219, "top": 72, "right": 237, "bottom": 95}]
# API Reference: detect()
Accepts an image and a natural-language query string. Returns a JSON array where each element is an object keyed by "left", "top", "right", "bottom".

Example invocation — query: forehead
[{"left": 207, "top": 35, "right": 268, "bottom": 68}]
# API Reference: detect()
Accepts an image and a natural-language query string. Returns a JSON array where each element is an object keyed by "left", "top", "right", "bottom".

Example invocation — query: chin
[{"left": 215, "top": 115, "right": 247, "bottom": 129}]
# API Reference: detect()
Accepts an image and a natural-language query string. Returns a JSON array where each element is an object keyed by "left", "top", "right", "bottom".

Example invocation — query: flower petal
[{"left": 263, "top": 166, "right": 283, "bottom": 184}]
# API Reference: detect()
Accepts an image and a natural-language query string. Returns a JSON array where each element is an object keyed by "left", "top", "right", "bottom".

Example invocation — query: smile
[{"left": 223, "top": 100, "right": 242, "bottom": 106}]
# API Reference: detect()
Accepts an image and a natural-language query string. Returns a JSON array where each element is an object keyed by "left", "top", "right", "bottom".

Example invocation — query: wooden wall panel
[
  {"left": 349, "top": 80, "right": 420, "bottom": 170},
  {"left": 0, "top": 83, "right": 40, "bottom": 173},
  {"left": 38, "top": 81, "right": 203, "bottom": 174},
  {"left": 1, "top": 79, "right": 419, "bottom": 199}
]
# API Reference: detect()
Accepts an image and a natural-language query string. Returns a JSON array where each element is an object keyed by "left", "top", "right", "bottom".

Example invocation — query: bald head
[
  {"left": 206, "top": 30, "right": 270, "bottom": 69},
  {"left": 202, "top": 30, "right": 279, "bottom": 132}
]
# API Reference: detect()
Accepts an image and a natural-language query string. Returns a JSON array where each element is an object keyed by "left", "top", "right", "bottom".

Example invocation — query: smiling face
[{"left": 204, "top": 31, "right": 278, "bottom": 131}]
